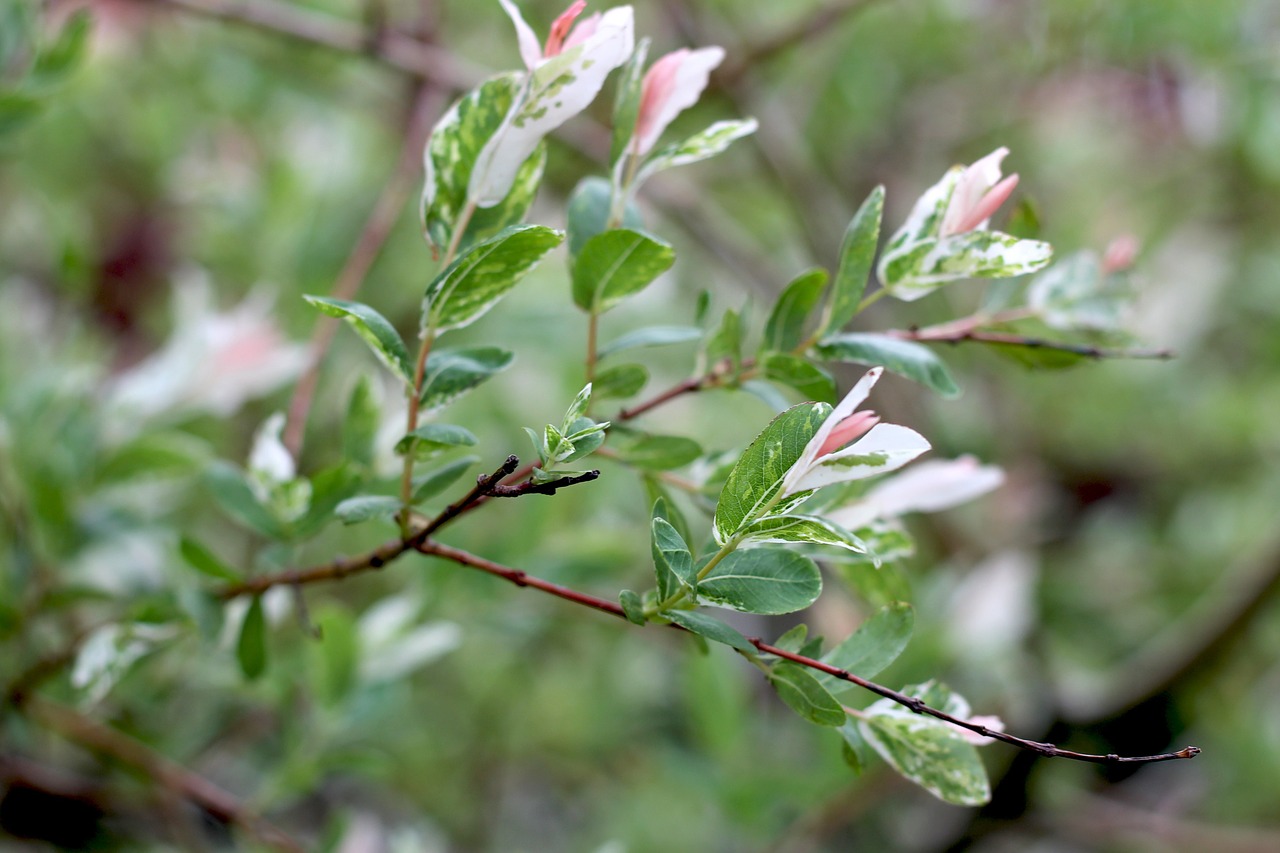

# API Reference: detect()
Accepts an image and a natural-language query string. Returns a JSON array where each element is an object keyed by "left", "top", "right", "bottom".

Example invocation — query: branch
[
  {"left": 283, "top": 82, "right": 447, "bottom": 456},
  {"left": 487, "top": 469, "right": 600, "bottom": 497},
  {"left": 215, "top": 455, "right": 520, "bottom": 599},
  {"left": 144, "top": 0, "right": 480, "bottom": 88},
  {"left": 22, "top": 697, "right": 303, "bottom": 853},
  {"left": 887, "top": 327, "right": 1174, "bottom": 361},
  {"left": 416, "top": 542, "right": 1200, "bottom": 766}
]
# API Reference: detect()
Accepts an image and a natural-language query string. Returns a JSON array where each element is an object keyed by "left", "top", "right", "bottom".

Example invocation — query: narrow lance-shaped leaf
[
  {"left": 342, "top": 375, "right": 380, "bottom": 467},
  {"left": 713, "top": 402, "right": 830, "bottom": 544},
  {"left": 423, "top": 225, "right": 563, "bottom": 333},
  {"left": 420, "top": 346, "right": 514, "bottom": 410},
  {"left": 761, "top": 353, "right": 838, "bottom": 403},
  {"left": 598, "top": 325, "right": 702, "bottom": 360},
  {"left": 566, "top": 176, "right": 645, "bottom": 259},
  {"left": 825, "top": 185, "right": 884, "bottom": 333},
  {"left": 394, "top": 424, "right": 478, "bottom": 460},
  {"left": 698, "top": 548, "right": 822, "bottom": 615},
  {"left": 592, "top": 363, "right": 648, "bottom": 399},
  {"left": 763, "top": 268, "right": 828, "bottom": 353},
  {"left": 304, "top": 296, "right": 413, "bottom": 385},
  {"left": 652, "top": 517, "right": 694, "bottom": 600},
  {"left": 769, "top": 662, "right": 847, "bottom": 727},
  {"left": 817, "top": 333, "right": 961, "bottom": 399},
  {"left": 664, "top": 610, "right": 754, "bottom": 653},
  {"left": 816, "top": 602, "right": 914, "bottom": 692},
  {"left": 613, "top": 434, "right": 702, "bottom": 471},
  {"left": 335, "top": 495, "right": 403, "bottom": 525},
  {"left": 610, "top": 37, "right": 651, "bottom": 166},
  {"left": 237, "top": 596, "right": 267, "bottom": 680},
  {"left": 572, "top": 228, "right": 675, "bottom": 313},
  {"left": 412, "top": 456, "right": 479, "bottom": 503},
  {"left": 740, "top": 514, "right": 867, "bottom": 553},
  {"left": 635, "top": 118, "right": 759, "bottom": 186}
]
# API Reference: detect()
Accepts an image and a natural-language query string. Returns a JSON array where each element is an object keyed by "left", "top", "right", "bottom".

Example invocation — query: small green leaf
[
  {"left": 313, "top": 604, "right": 359, "bottom": 705},
  {"left": 764, "top": 268, "right": 828, "bottom": 353},
  {"left": 205, "top": 462, "right": 283, "bottom": 540},
  {"left": 28, "top": 10, "right": 92, "bottom": 90},
  {"left": 95, "top": 432, "right": 208, "bottom": 483},
  {"left": 237, "top": 596, "right": 267, "bottom": 680},
  {"left": 335, "top": 495, "right": 403, "bottom": 525},
  {"left": 304, "top": 296, "right": 413, "bottom": 384},
  {"left": 412, "top": 456, "right": 479, "bottom": 503},
  {"left": 774, "top": 624, "right": 809, "bottom": 653},
  {"left": 825, "top": 186, "right": 884, "bottom": 332},
  {"left": 566, "top": 176, "right": 643, "bottom": 259},
  {"left": 593, "top": 363, "right": 649, "bottom": 399},
  {"left": 422, "top": 73, "right": 546, "bottom": 253},
  {"left": 562, "top": 384, "right": 593, "bottom": 429},
  {"left": 817, "top": 333, "right": 961, "bottom": 398},
  {"left": 572, "top": 228, "right": 675, "bottom": 313},
  {"left": 713, "top": 403, "right": 829, "bottom": 544},
  {"left": 991, "top": 341, "right": 1091, "bottom": 370},
  {"left": 619, "top": 590, "right": 647, "bottom": 625},
  {"left": 420, "top": 346, "right": 514, "bottom": 410},
  {"left": 858, "top": 686, "right": 991, "bottom": 806},
  {"left": 424, "top": 225, "right": 563, "bottom": 333},
  {"left": 705, "top": 308, "right": 743, "bottom": 371},
  {"left": 597, "top": 325, "right": 703, "bottom": 360},
  {"left": 838, "top": 721, "right": 871, "bottom": 775},
  {"left": 179, "top": 537, "right": 241, "bottom": 582},
  {"left": 342, "top": 376, "right": 380, "bottom": 467},
  {"left": 664, "top": 610, "right": 754, "bottom": 653},
  {"left": 831, "top": 559, "right": 914, "bottom": 610},
  {"left": 650, "top": 495, "right": 694, "bottom": 566},
  {"left": 610, "top": 38, "right": 650, "bottom": 166},
  {"left": 817, "top": 602, "right": 914, "bottom": 692},
  {"left": 770, "top": 662, "right": 847, "bottom": 726},
  {"left": 698, "top": 549, "right": 822, "bottom": 615},
  {"left": 614, "top": 434, "right": 702, "bottom": 471},
  {"left": 293, "top": 464, "right": 363, "bottom": 539},
  {"left": 560, "top": 416, "right": 607, "bottom": 463},
  {"left": 741, "top": 514, "right": 866, "bottom": 552},
  {"left": 395, "top": 424, "right": 477, "bottom": 460},
  {"left": 652, "top": 517, "right": 695, "bottom": 599},
  {"left": 636, "top": 118, "right": 759, "bottom": 185},
  {"left": 761, "top": 352, "right": 838, "bottom": 403}
]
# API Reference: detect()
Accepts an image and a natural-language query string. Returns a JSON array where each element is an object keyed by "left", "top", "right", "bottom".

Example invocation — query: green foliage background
[{"left": 4, "top": 0, "right": 1280, "bottom": 849}]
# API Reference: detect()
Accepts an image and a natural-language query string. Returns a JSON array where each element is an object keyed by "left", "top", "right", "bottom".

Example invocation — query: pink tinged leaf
[
  {"left": 948, "top": 173, "right": 1019, "bottom": 236},
  {"left": 781, "top": 367, "right": 884, "bottom": 495},
  {"left": 469, "top": 5, "right": 634, "bottom": 207},
  {"left": 826, "top": 456, "right": 1003, "bottom": 530},
  {"left": 543, "top": 0, "right": 588, "bottom": 57},
  {"left": 1102, "top": 234, "right": 1141, "bottom": 273},
  {"left": 631, "top": 45, "right": 725, "bottom": 156},
  {"left": 498, "top": 0, "right": 544, "bottom": 69},
  {"left": 939, "top": 146, "right": 1011, "bottom": 237},
  {"left": 816, "top": 410, "right": 880, "bottom": 458},
  {"left": 560, "top": 11, "right": 600, "bottom": 51},
  {"left": 793, "top": 423, "right": 931, "bottom": 492}
]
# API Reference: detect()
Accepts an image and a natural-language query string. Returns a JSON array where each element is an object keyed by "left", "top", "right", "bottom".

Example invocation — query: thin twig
[
  {"left": 417, "top": 541, "right": 1200, "bottom": 766},
  {"left": 283, "top": 83, "right": 446, "bottom": 456},
  {"left": 144, "top": 0, "right": 480, "bottom": 87},
  {"left": 887, "top": 327, "right": 1175, "bottom": 360},
  {"left": 22, "top": 697, "right": 303, "bottom": 853},
  {"left": 487, "top": 470, "right": 601, "bottom": 497}
]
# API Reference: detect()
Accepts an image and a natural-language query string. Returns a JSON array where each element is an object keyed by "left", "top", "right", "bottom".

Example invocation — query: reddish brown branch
[
  {"left": 418, "top": 542, "right": 1200, "bottom": 767},
  {"left": 23, "top": 697, "right": 303, "bottom": 853}
]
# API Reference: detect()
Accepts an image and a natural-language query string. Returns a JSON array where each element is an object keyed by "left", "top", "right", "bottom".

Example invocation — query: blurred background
[{"left": 3, "top": 0, "right": 1280, "bottom": 850}]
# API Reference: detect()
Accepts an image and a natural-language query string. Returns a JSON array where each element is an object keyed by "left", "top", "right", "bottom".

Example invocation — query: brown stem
[
  {"left": 21, "top": 697, "right": 303, "bottom": 853},
  {"left": 417, "top": 542, "right": 1200, "bottom": 766},
  {"left": 283, "top": 83, "right": 445, "bottom": 456}
]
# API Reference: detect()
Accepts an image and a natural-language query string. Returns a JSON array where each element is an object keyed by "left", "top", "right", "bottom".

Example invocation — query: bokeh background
[{"left": 4, "top": 0, "right": 1280, "bottom": 850}]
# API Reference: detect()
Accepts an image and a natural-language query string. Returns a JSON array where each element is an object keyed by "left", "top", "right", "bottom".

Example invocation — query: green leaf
[
  {"left": 179, "top": 538, "right": 241, "bottom": 582},
  {"left": 614, "top": 434, "right": 702, "bottom": 471},
  {"left": 412, "top": 456, "right": 479, "bottom": 503},
  {"left": 817, "top": 333, "right": 961, "bottom": 399},
  {"left": 294, "top": 464, "right": 363, "bottom": 538},
  {"left": 774, "top": 624, "right": 809, "bottom": 653},
  {"left": 422, "top": 73, "right": 546, "bottom": 253},
  {"left": 764, "top": 268, "right": 828, "bottom": 353},
  {"left": 342, "top": 376, "right": 380, "bottom": 467},
  {"left": 858, "top": 684, "right": 991, "bottom": 806},
  {"left": 650, "top": 494, "right": 694, "bottom": 567},
  {"left": 636, "top": 119, "right": 759, "bottom": 185},
  {"left": 597, "top": 325, "right": 703, "bottom": 360},
  {"left": 825, "top": 186, "right": 884, "bottom": 332},
  {"left": 698, "top": 549, "right": 822, "bottom": 615},
  {"left": 562, "top": 384, "right": 594, "bottom": 429},
  {"left": 572, "top": 228, "right": 675, "bottom": 313},
  {"left": 664, "top": 610, "right": 754, "bottom": 653},
  {"left": 593, "top": 363, "right": 648, "bottom": 399},
  {"left": 424, "top": 225, "right": 564, "bottom": 333},
  {"left": 28, "top": 10, "right": 92, "bottom": 90},
  {"left": 817, "top": 602, "right": 914, "bottom": 692},
  {"left": 838, "top": 721, "right": 871, "bottom": 774},
  {"left": 831, "top": 559, "right": 913, "bottom": 610},
  {"left": 304, "top": 296, "right": 413, "bottom": 384},
  {"left": 395, "top": 424, "right": 477, "bottom": 460},
  {"left": 610, "top": 38, "right": 650, "bottom": 165},
  {"left": 619, "top": 590, "right": 647, "bottom": 625},
  {"left": 95, "top": 432, "right": 208, "bottom": 483},
  {"left": 560, "top": 416, "right": 607, "bottom": 463},
  {"left": 420, "top": 346, "right": 514, "bottom": 410},
  {"left": 770, "top": 662, "right": 847, "bottom": 726},
  {"left": 652, "top": 517, "right": 695, "bottom": 600},
  {"left": 334, "top": 495, "right": 403, "bottom": 525},
  {"left": 313, "top": 604, "right": 359, "bottom": 705},
  {"left": 237, "top": 596, "right": 267, "bottom": 681},
  {"left": 761, "top": 352, "right": 837, "bottom": 403},
  {"left": 566, "top": 176, "right": 644, "bottom": 259},
  {"left": 741, "top": 514, "right": 866, "bottom": 553},
  {"left": 991, "top": 341, "right": 1091, "bottom": 370},
  {"left": 713, "top": 402, "right": 829, "bottom": 544},
  {"left": 205, "top": 462, "right": 283, "bottom": 539},
  {"left": 880, "top": 230, "right": 1053, "bottom": 302},
  {"left": 705, "top": 308, "right": 743, "bottom": 371}
]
